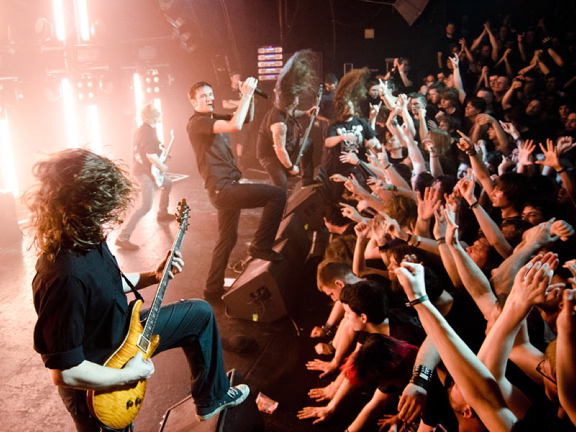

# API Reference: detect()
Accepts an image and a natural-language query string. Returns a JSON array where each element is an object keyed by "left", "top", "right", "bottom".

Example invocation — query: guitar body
[
  {"left": 151, "top": 164, "right": 165, "bottom": 188},
  {"left": 86, "top": 299, "right": 160, "bottom": 430},
  {"left": 152, "top": 130, "right": 175, "bottom": 188}
]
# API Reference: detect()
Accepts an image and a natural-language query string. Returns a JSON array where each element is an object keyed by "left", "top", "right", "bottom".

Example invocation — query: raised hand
[
  {"left": 394, "top": 261, "right": 427, "bottom": 301},
  {"left": 535, "top": 139, "right": 563, "bottom": 171},
  {"left": 340, "top": 151, "right": 360, "bottom": 165},
  {"left": 517, "top": 140, "right": 536, "bottom": 165},
  {"left": 340, "top": 202, "right": 364, "bottom": 223},
  {"left": 511, "top": 252, "right": 558, "bottom": 306},
  {"left": 354, "top": 219, "right": 372, "bottom": 240},
  {"left": 417, "top": 187, "right": 442, "bottom": 221},
  {"left": 556, "top": 136, "right": 576, "bottom": 155}
]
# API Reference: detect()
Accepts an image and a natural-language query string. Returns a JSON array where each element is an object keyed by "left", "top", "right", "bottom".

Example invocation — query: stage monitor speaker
[
  {"left": 275, "top": 212, "right": 311, "bottom": 265},
  {"left": 159, "top": 369, "right": 264, "bottom": 432},
  {"left": 283, "top": 186, "right": 325, "bottom": 232},
  {"left": 0, "top": 190, "right": 21, "bottom": 246},
  {"left": 223, "top": 239, "right": 297, "bottom": 323}
]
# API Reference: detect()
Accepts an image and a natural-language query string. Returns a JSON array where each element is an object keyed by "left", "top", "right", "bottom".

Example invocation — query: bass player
[{"left": 256, "top": 49, "right": 321, "bottom": 191}]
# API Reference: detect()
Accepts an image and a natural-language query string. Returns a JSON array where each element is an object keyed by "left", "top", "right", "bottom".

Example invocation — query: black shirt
[
  {"left": 133, "top": 123, "right": 161, "bottom": 177},
  {"left": 256, "top": 107, "right": 301, "bottom": 160},
  {"left": 187, "top": 112, "right": 241, "bottom": 193},
  {"left": 323, "top": 117, "right": 377, "bottom": 177},
  {"left": 32, "top": 243, "right": 129, "bottom": 369}
]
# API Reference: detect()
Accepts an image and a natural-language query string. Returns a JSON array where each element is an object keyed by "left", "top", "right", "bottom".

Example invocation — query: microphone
[{"left": 254, "top": 87, "right": 269, "bottom": 99}]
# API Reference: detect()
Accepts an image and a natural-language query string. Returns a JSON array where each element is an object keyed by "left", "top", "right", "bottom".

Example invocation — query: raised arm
[
  {"left": 212, "top": 78, "right": 256, "bottom": 133},
  {"left": 395, "top": 262, "right": 518, "bottom": 432}
]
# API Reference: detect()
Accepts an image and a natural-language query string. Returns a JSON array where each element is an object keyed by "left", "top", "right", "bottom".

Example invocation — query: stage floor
[{"left": 0, "top": 173, "right": 377, "bottom": 432}]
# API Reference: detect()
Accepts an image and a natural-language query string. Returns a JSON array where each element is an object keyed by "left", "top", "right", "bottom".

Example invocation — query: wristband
[
  {"left": 387, "top": 184, "right": 398, "bottom": 192},
  {"left": 384, "top": 163, "right": 392, "bottom": 170},
  {"left": 412, "top": 364, "right": 433, "bottom": 379},
  {"left": 410, "top": 375, "right": 431, "bottom": 390},
  {"left": 321, "top": 323, "right": 334, "bottom": 337},
  {"left": 556, "top": 167, "right": 567, "bottom": 174},
  {"left": 408, "top": 234, "right": 421, "bottom": 247},
  {"left": 466, "top": 148, "right": 477, "bottom": 156},
  {"left": 406, "top": 294, "right": 429, "bottom": 307},
  {"left": 470, "top": 201, "right": 480, "bottom": 209},
  {"left": 436, "top": 237, "right": 446, "bottom": 245},
  {"left": 286, "top": 164, "right": 294, "bottom": 171},
  {"left": 378, "top": 244, "right": 389, "bottom": 251}
]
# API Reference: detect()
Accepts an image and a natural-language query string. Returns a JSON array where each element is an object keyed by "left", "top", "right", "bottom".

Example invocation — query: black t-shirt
[
  {"left": 133, "top": 123, "right": 161, "bottom": 177},
  {"left": 323, "top": 117, "right": 376, "bottom": 176},
  {"left": 512, "top": 395, "right": 576, "bottom": 432},
  {"left": 256, "top": 107, "right": 302, "bottom": 160},
  {"left": 32, "top": 243, "right": 129, "bottom": 369},
  {"left": 187, "top": 112, "right": 242, "bottom": 192}
]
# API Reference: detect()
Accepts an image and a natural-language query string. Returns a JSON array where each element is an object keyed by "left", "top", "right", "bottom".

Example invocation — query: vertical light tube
[
  {"left": 133, "top": 73, "right": 144, "bottom": 126},
  {"left": 0, "top": 116, "right": 18, "bottom": 196},
  {"left": 75, "top": 0, "right": 91, "bottom": 41},
  {"left": 61, "top": 78, "right": 78, "bottom": 148},
  {"left": 86, "top": 105, "right": 102, "bottom": 154},
  {"left": 52, "top": 0, "right": 66, "bottom": 41}
]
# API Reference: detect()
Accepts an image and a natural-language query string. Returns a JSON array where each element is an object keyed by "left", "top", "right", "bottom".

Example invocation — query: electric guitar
[
  {"left": 291, "top": 85, "right": 323, "bottom": 168},
  {"left": 86, "top": 199, "right": 190, "bottom": 430},
  {"left": 151, "top": 129, "right": 175, "bottom": 187}
]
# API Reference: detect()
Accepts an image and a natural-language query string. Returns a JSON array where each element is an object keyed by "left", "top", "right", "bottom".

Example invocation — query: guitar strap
[{"left": 103, "top": 243, "right": 144, "bottom": 302}]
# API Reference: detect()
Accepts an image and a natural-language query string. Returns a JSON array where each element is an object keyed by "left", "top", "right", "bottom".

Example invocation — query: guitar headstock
[{"left": 177, "top": 199, "right": 190, "bottom": 230}]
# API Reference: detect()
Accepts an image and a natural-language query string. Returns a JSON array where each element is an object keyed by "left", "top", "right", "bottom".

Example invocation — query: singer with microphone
[
  {"left": 256, "top": 49, "right": 320, "bottom": 191},
  {"left": 187, "top": 77, "right": 287, "bottom": 302}
]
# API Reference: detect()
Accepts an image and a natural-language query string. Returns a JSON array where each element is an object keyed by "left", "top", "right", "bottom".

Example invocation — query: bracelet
[
  {"left": 286, "top": 164, "right": 294, "bottom": 171},
  {"left": 378, "top": 244, "right": 389, "bottom": 251},
  {"left": 470, "top": 201, "right": 480, "bottom": 209},
  {"left": 466, "top": 148, "right": 477, "bottom": 156},
  {"left": 412, "top": 364, "right": 433, "bottom": 380},
  {"left": 408, "top": 234, "right": 421, "bottom": 247},
  {"left": 410, "top": 375, "right": 431, "bottom": 390},
  {"left": 384, "top": 163, "right": 392, "bottom": 170},
  {"left": 387, "top": 184, "right": 398, "bottom": 192},
  {"left": 405, "top": 294, "right": 429, "bottom": 307},
  {"left": 430, "top": 154, "right": 438, "bottom": 158},
  {"left": 556, "top": 167, "right": 567, "bottom": 174},
  {"left": 436, "top": 237, "right": 446, "bottom": 245},
  {"left": 321, "top": 323, "right": 334, "bottom": 337}
]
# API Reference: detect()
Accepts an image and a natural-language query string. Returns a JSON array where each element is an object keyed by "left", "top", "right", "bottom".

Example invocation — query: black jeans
[
  {"left": 58, "top": 299, "right": 229, "bottom": 432},
  {"left": 205, "top": 181, "right": 286, "bottom": 294}
]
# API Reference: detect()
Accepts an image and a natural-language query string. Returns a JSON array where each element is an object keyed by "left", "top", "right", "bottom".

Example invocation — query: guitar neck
[{"left": 138, "top": 201, "right": 188, "bottom": 351}]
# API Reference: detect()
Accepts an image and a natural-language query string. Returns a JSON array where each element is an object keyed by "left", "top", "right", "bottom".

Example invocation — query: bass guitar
[
  {"left": 292, "top": 85, "right": 323, "bottom": 168},
  {"left": 151, "top": 129, "right": 175, "bottom": 187},
  {"left": 86, "top": 199, "right": 190, "bottom": 430}
]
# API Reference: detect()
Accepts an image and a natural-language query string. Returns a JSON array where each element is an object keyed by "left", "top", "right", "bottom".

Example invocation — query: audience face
[
  {"left": 525, "top": 99, "right": 542, "bottom": 117},
  {"left": 428, "top": 88, "right": 440, "bottom": 105},
  {"left": 465, "top": 101, "right": 481, "bottom": 118},
  {"left": 368, "top": 85, "right": 379, "bottom": 100},
  {"left": 342, "top": 303, "right": 366, "bottom": 331},
  {"left": 489, "top": 75, "right": 499, "bottom": 92},
  {"left": 490, "top": 186, "right": 512, "bottom": 209},
  {"left": 521, "top": 205, "right": 545, "bottom": 225},
  {"left": 566, "top": 113, "right": 576, "bottom": 131},
  {"left": 495, "top": 76, "right": 510, "bottom": 93},
  {"left": 321, "top": 285, "right": 340, "bottom": 302},
  {"left": 558, "top": 104, "right": 570, "bottom": 121},
  {"left": 465, "top": 237, "right": 491, "bottom": 269},
  {"left": 410, "top": 97, "right": 425, "bottom": 115}
]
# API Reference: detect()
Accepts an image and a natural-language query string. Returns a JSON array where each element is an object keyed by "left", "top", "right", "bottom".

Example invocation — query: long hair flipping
[
  {"left": 23, "top": 148, "right": 133, "bottom": 261},
  {"left": 333, "top": 67, "right": 370, "bottom": 123},
  {"left": 274, "top": 49, "right": 318, "bottom": 112}
]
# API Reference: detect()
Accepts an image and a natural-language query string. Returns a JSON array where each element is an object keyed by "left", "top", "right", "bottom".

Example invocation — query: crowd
[{"left": 296, "top": 11, "right": 576, "bottom": 432}]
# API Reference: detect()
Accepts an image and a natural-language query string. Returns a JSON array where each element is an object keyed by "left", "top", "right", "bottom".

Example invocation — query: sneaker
[
  {"left": 196, "top": 384, "right": 250, "bottom": 421},
  {"left": 203, "top": 288, "right": 225, "bottom": 302},
  {"left": 157, "top": 212, "right": 175, "bottom": 222},
  {"left": 247, "top": 247, "right": 283, "bottom": 263},
  {"left": 115, "top": 238, "right": 139, "bottom": 251}
]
